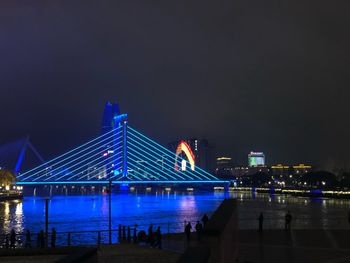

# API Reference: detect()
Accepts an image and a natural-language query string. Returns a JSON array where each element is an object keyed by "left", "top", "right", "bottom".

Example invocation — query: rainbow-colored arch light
[{"left": 174, "top": 140, "right": 195, "bottom": 171}]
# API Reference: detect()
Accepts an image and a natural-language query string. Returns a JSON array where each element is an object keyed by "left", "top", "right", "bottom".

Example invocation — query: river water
[{"left": 1, "top": 189, "right": 350, "bottom": 245}]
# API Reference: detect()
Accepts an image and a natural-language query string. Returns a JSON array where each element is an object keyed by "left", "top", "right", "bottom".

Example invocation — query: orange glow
[{"left": 175, "top": 141, "right": 195, "bottom": 171}]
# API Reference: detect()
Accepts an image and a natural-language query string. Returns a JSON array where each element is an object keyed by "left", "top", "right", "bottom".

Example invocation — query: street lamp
[
  {"left": 44, "top": 197, "right": 50, "bottom": 248},
  {"left": 108, "top": 179, "right": 112, "bottom": 245}
]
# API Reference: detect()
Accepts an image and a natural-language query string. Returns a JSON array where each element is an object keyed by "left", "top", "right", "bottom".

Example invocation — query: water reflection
[
  {"left": 0, "top": 191, "right": 350, "bottom": 235},
  {"left": 0, "top": 201, "right": 24, "bottom": 234}
]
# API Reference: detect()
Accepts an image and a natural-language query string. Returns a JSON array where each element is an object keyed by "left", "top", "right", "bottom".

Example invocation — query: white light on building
[{"left": 181, "top": 160, "right": 187, "bottom": 171}]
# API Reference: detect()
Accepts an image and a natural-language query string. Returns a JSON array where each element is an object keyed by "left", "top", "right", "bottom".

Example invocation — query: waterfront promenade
[
  {"left": 2, "top": 230, "right": 350, "bottom": 263},
  {"left": 159, "top": 229, "right": 350, "bottom": 262}
]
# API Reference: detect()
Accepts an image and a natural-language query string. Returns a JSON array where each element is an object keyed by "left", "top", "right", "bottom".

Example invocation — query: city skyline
[{"left": 0, "top": 1, "right": 349, "bottom": 170}]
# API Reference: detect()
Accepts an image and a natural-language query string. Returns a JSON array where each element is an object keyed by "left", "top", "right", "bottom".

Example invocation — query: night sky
[{"left": 0, "top": 1, "right": 349, "bottom": 169}]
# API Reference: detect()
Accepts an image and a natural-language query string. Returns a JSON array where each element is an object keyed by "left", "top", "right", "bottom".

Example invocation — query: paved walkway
[
  {"left": 98, "top": 244, "right": 180, "bottom": 263},
  {"left": 160, "top": 230, "right": 350, "bottom": 263},
  {"left": 3, "top": 230, "right": 349, "bottom": 262},
  {"left": 238, "top": 230, "right": 350, "bottom": 263}
]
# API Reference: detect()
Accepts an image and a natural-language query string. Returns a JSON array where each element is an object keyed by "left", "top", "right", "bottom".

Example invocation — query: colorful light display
[{"left": 174, "top": 140, "right": 195, "bottom": 171}]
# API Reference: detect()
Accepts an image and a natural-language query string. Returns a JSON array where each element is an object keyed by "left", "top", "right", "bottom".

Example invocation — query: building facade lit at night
[{"left": 248, "top": 152, "right": 265, "bottom": 167}]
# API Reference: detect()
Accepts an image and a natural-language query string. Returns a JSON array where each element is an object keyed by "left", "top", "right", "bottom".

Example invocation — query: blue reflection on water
[
  {"left": 2, "top": 190, "right": 350, "bottom": 246},
  {"left": 15, "top": 191, "right": 224, "bottom": 235}
]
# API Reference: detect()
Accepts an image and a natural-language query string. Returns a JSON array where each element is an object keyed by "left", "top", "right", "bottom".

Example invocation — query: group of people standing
[
  {"left": 184, "top": 213, "right": 209, "bottom": 242},
  {"left": 147, "top": 225, "right": 162, "bottom": 249},
  {"left": 3, "top": 228, "right": 57, "bottom": 249},
  {"left": 258, "top": 211, "right": 293, "bottom": 232}
]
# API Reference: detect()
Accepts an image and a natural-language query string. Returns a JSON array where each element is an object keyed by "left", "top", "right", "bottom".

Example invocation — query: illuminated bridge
[{"left": 16, "top": 109, "right": 227, "bottom": 186}]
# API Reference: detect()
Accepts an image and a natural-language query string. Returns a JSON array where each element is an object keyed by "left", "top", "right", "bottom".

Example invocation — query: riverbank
[
  {"left": 226, "top": 186, "right": 350, "bottom": 199},
  {"left": 161, "top": 229, "right": 350, "bottom": 262},
  {"left": 0, "top": 192, "right": 23, "bottom": 202}
]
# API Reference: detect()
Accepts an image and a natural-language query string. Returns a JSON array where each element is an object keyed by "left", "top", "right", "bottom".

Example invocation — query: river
[{"left": 1, "top": 189, "right": 350, "bottom": 245}]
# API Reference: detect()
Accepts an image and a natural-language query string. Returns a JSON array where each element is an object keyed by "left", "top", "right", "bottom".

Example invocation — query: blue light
[
  {"left": 127, "top": 149, "right": 180, "bottom": 180},
  {"left": 57, "top": 150, "right": 122, "bottom": 181},
  {"left": 127, "top": 157, "right": 169, "bottom": 181},
  {"left": 114, "top": 114, "right": 128, "bottom": 123},
  {"left": 127, "top": 157, "right": 170, "bottom": 181},
  {"left": 311, "top": 189, "right": 322, "bottom": 195},
  {"left": 128, "top": 126, "right": 218, "bottom": 180},
  {"left": 16, "top": 180, "right": 230, "bottom": 185},
  {"left": 19, "top": 130, "right": 122, "bottom": 181},
  {"left": 127, "top": 163, "right": 154, "bottom": 181},
  {"left": 18, "top": 127, "right": 122, "bottom": 178},
  {"left": 128, "top": 130, "right": 208, "bottom": 180},
  {"left": 127, "top": 133, "right": 205, "bottom": 180},
  {"left": 17, "top": 124, "right": 223, "bottom": 185},
  {"left": 129, "top": 143, "right": 189, "bottom": 180},
  {"left": 32, "top": 140, "right": 123, "bottom": 182},
  {"left": 75, "top": 157, "right": 123, "bottom": 181},
  {"left": 122, "top": 121, "right": 128, "bottom": 177}
]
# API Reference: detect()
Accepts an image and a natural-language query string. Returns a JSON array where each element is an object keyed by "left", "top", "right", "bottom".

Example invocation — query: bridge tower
[
  {"left": 101, "top": 102, "right": 128, "bottom": 179},
  {"left": 114, "top": 113, "right": 128, "bottom": 178}
]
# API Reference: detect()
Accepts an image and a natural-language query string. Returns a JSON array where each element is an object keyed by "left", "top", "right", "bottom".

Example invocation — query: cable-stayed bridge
[{"left": 16, "top": 114, "right": 227, "bottom": 185}]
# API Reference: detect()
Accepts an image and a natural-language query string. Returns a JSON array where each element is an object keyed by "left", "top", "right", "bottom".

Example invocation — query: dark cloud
[{"left": 0, "top": 0, "right": 349, "bottom": 169}]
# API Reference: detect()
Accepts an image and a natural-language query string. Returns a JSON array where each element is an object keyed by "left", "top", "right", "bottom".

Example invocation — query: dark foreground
[{"left": 2, "top": 229, "right": 350, "bottom": 263}]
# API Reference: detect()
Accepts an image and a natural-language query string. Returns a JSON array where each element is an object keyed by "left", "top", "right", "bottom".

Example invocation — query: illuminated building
[
  {"left": 101, "top": 102, "right": 120, "bottom": 134},
  {"left": 168, "top": 139, "right": 216, "bottom": 173},
  {"left": 271, "top": 164, "right": 290, "bottom": 177},
  {"left": 216, "top": 157, "right": 234, "bottom": 177},
  {"left": 248, "top": 152, "right": 265, "bottom": 167},
  {"left": 233, "top": 166, "right": 269, "bottom": 177},
  {"left": 292, "top": 164, "right": 312, "bottom": 174},
  {"left": 233, "top": 166, "right": 249, "bottom": 177},
  {"left": 271, "top": 164, "right": 312, "bottom": 177}
]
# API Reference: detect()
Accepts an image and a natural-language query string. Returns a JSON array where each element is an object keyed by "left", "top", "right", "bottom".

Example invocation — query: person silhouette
[
  {"left": 155, "top": 226, "right": 162, "bottom": 249},
  {"left": 285, "top": 211, "right": 292, "bottom": 231},
  {"left": 36, "top": 232, "right": 41, "bottom": 248},
  {"left": 258, "top": 213, "right": 264, "bottom": 232},
  {"left": 40, "top": 230, "right": 45, "bottom": 248},
  {"left": 201, "top": 214, "right": 209, "bottom": 227},
  {"left": 25, "top": 230, "right": 32, "bottom": 248},
  {"left": 148, "top": 224, "right": 154, "bottom": 247},
  {"left": 195, "top": 221, "right": 203, "bottom": 241},
  {"left": 10, "top": 229, "right": 16, "bottom": 248},
  {"left": 185, "top": 222, "right": 192, "bottom": 242},
  {"left": 51, "top": 228, "right": 56, "bottom": 248},
  {"left": 5, "top": 234, "right": 9, "bottom": 249}
]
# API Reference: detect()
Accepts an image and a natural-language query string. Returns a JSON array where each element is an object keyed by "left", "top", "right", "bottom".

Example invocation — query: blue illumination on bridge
[
  {"left": 16, "top": 180, "right": 229, "bottom": 185},
  {"left": 16, "top": 111, "right": 227, "bottom": 185}
]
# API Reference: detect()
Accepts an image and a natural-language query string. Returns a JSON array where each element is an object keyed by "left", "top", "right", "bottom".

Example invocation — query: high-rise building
[
  {"left": 248, "top": 152, "right": 265, "bottom": 167},
  {"left": 271, "top": 164, "right": 290, "bottom": 177},
  {"left": 292, "top": 164, "right": 312, "bottom": 175},
  {"left": 216, "top": 157, "right": 234, "bottom": 176},
  {"left": 101, "top": 102, "right": 121, "bottom": 134}
]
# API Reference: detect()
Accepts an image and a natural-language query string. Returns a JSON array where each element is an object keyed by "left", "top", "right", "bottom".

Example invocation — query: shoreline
[
  {"left": 227, "top": 186, "right": 350, "bottom": 199},
  {"left": 0, "top": 193, "right": 23, "bottom": 202}
]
